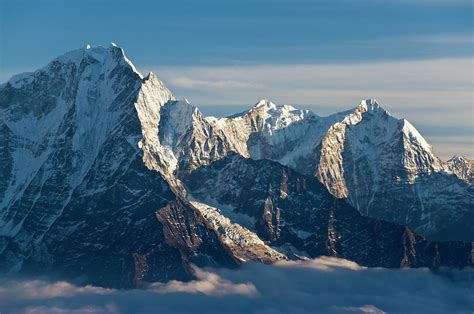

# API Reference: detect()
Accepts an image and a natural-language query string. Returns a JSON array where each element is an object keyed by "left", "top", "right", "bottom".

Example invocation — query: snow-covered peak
[
  {"left": 244, "top": 99, "right": 312, "bottom": 130},
  {"left": 53, "top": 44, "right": 125, "bottom": 66},
  {"left": 253, "top": 99, "right": 277, "bottom": 110},
  {"left": 356, "top": 98, "right": 393, "bottom": 115},
  {"left": 359, "top": 98, "right": 380, "bottom": 110},
  {"left": 331, "top": 99, "right": 393, "bottom": 130},
  {"left": 7, "top": 44, "right": 143, "bottom": 89},
  {"left": 250, "top": 99, "right": 300, "bottom": 113},
  {"left": 445, "top": 155, "right": 473, "bottom": 183},
  {"left": 333, "top": 99, "right": 396, "bottom": 130}
]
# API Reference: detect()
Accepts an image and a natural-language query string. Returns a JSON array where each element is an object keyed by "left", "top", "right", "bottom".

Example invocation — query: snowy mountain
[
  {"left": 0, "top": 45, "right": 239, "bottom": 287},
  {"left": 0, "top": 44, "right": 472, "bottom": 287},
  {"left": 151, "top": 97, "right": 473, "bottom": 240}
]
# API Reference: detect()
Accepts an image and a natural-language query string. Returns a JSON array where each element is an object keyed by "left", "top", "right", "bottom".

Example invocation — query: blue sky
[
  {"left": 1, "top": 0, "right": 472, "bottom": 67},
  {"left": 0, "top": 0, "right": 472, "bottom": 158}
]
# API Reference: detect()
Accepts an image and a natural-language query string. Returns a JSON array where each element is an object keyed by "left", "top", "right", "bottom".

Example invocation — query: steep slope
[
  {"left": 184, "top": 154, "right": 473, "bottom": 268},
  {"left": 0, "top": 44, "right": 237, "bottom": 287}
]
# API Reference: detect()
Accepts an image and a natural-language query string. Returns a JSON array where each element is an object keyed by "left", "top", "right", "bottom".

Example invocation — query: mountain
[
  {"left": 150, "top": 97, "right": 473, "bottom": 240},
  {"left": 0, "top": 44, "right": 472, "bottom": 287},
  {"left": 0, "top": 44, "right": 241, "bottom": 288},
  {"left": 185, "top": 153, "right": 472, "bottom": 267}
]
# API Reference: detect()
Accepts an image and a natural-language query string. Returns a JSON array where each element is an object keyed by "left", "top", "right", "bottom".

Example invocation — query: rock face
[
  {"left": 0, "top": 44, "right": 472, "bottom": 287},
  {"left": 185, "top": 154, "right": 473, "bottom": 268}
]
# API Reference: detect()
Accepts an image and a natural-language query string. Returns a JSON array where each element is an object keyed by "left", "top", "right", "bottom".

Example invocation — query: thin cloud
[
  {"left": 150, "top": 58, "right": 473, "bottom": 105},
  {"left": 170, "top": 77, "right": 259, "bottom": 90}
]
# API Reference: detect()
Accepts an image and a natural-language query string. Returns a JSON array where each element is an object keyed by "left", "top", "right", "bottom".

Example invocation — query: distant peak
[
  {"left": 85, "top": 44, "right": 91, "bottom": 49},
  {"left": 255, "top": 99, "right": 276, "bottom": 108},
  {"left": 449, "top": 155, "right": 468, "bottom": 163},
  {"left": 110, "top": 42, "right": 118, "bottom": 47},
  {"left": 359, "top": 98, "right": 380, "bottom": 110},
  {"left": 251, "top": 99, "right": 279, "bottom": 112},
  {"left": 355, "top": 98, "right": 394, "bottom": 118}
]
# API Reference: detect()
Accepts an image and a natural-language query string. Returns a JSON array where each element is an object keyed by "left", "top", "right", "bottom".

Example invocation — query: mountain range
[{"left": 0, "top": 44, "right": 472, "bottom": 288}]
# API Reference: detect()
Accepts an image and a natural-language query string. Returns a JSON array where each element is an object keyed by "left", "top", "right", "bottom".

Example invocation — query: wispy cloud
[
  {"left": 169, "top": 77, "right": 259, "bottom": 90},
  {"left": 428, "top": 136, "right": 474, "bottom": 159},
  {"left": 148, "top": 58, "right": 473, "bottom": 107}
]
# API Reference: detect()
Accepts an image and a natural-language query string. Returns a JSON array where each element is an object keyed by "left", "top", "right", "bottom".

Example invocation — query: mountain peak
[
  {"left": 254, "top": 99, "right": 277, "bottom": 110},
  {"left": 54, "top": 43, "right": 143, "bottom": 78},
  {"left": 250, "top": 99, "right": 302, "bottom": 115},
  {"left": 354, "top": 98, "right": 396, "bottom": 119},
  {"left": 6, "top": 44, "right": 144, "bottom": 89},
  {"left": 446, "top": 155, "right": 473, "bottom": 184},
  {"left": 358, "top": 98, "right": 381, "bottom": 111}
]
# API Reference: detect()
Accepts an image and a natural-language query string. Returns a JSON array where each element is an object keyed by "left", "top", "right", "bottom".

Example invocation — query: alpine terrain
[{"left": 0, "top": 44, "right": 472, "bottom": 288}]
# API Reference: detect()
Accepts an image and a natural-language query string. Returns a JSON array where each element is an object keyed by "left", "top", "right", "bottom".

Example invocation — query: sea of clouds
[{"left": 1, "top": 257, "right": 473, "bottom": 314}]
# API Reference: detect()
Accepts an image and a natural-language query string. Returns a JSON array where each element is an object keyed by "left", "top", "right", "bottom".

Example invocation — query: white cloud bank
[
  {"left": 1, "top": 257, "right": 473, "bottom": 314},
  {"left": 148, "top": 57, "right": 473, "bottom": 159}
]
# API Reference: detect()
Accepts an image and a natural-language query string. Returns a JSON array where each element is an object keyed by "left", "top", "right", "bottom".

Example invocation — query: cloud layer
[{"left": 2, "top": 257, "right": 473, "bottom": 314}]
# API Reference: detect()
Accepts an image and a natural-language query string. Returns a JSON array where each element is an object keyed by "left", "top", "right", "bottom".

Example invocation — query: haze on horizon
[{"left": 0, "top": 0, "right": 472, "bottom": 159}]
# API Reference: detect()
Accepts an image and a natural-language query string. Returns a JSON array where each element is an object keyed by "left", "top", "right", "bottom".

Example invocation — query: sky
[
  {"left": 0, "top": 0, "right": 472, "bottom": 158},
  {"left": 1, "top": 257, "right": 474, "bottom": 313}
]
